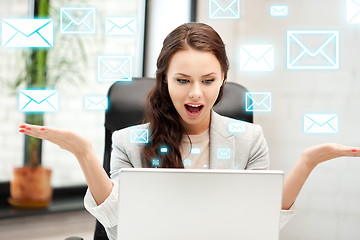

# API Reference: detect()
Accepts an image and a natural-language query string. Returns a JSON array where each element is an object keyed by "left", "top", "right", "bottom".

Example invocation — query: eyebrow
[{"left": 174, "top": 72, "right": 217, "bottom": 77}]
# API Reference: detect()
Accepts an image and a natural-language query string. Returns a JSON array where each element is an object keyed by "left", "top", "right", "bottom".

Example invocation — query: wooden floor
[{"left": 0, "top": 210, "right": 96, "bottom": 240}]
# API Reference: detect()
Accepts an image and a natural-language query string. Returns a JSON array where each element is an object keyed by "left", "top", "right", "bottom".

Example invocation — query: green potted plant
[{"left": 7, "top": 0, "right": 88, "bottom": 208}]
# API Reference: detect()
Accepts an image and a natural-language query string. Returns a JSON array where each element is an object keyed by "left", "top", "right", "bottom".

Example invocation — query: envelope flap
[
  {"left": 229, "top": 122, "right": 244, "bottom": 128},
  {"left": 247, "top": 93, "right": 270, "bottom": 105},
  {"left": 62, "top": 8, "right": 94, "bottom": 25},
  {"left": 100, "top": 57, "right": 129, "bottom": 72},
  {"left": 20, "top": 90, "right": 56, "bottom": 103},
  {"left": 217, "top": 148, "right": 230, "bottom": 157},
  {"left": 130, "top": 129, "right": 149, "bottom": 143},
  {"left": 241, "top": 45, "right": 273, "bottom": 61},
  {"left": 212, "top": 0, "right": 238, "bottom": 10},
  {"left": 305, "top": 114, "right": 337, "bottom": 126},
  {"left": 132, "top": 129, "right": 148, "bottom": 138},
  {"left": 87, "top": 97, "right": 107, "bottom": 105},
  {"left": 290, "top": 32, "right": 337, "bottom": 55},
  {"left": 105, "top": 17, "right": 136, "bottom": 28},
  {"left": 272, "top": 6, "right": 287, "bottom": 11},
  {"left": 4, "top": 19, "right": 52, "bottom": 37}
]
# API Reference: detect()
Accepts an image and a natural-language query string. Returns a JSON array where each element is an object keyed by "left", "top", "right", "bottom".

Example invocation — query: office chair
[{"left": 93, "top": 78, "right": 253, "bottom": 240}]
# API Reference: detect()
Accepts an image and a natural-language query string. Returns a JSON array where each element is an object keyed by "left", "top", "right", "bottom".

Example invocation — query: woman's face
[{"left": 166, "top": 48, "right": 224, "bottom": 135}]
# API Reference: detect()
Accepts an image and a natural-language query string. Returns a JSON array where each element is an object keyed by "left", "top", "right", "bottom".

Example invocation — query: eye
[
  {"left": 177, "top": 79, "right": 189, "bottom": 84},
  {"left": 203, "top": 79, "right": 215, "bottom": 84}
]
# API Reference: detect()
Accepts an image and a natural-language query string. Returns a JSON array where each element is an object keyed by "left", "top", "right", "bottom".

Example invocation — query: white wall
[{"left": 197, "top": 0, "right": 360, "bottom": 239}]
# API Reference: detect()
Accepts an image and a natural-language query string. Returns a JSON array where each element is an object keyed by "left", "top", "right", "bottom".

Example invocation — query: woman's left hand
[
  {"left": 301, "top": 143, "right": 360, "bottom": 169},
  {"left": 282, "top": 143, "right": 360, "bottom": 210}
]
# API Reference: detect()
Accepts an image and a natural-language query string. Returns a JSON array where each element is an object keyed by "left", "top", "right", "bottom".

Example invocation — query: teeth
[{"left": 187, "top": 104, "right": 202, "bottom": 107}]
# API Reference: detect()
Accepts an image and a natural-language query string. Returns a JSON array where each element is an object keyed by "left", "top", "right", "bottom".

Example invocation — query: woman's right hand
[
  {"left": 20, "top": 123, "right": 114, "bottom": 205},
  {"left": 19, "top": 123, "right": 92, "bottom": 159}
]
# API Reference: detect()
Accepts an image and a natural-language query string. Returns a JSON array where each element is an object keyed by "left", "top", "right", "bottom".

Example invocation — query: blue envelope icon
[
  {"left": 105, "top": 17, "right": 137, "bottom": 35},
  {"left": 60, "top": 7, "right": 95, "bottom": 34},
  {"left": 217, "top": 148, "right": 231, "bottom": 159},
  {"left": 270, "top": 5, "right": 288, "bottom": 16},
  {"left": 240, "top": 45, "right": 274, "bottom": 71},
  {"left": 2, "top": 18, "right": 53, "bottom": 48},
  {"left": 304, "top": 114, "right": 338, "bottom": 134},
  {"left": 209, "top": 0, "right": 240, "bottom": 19},
  {"left": 84, "top": 96, "right": 108, "bottom": 110},
  {"left": 246, "top": 92, "right": 271, "bottom": 112},
  {"left": 130, "top": 129, "right": 149, "bottom": 144},
  {"left": 19, "top": 90, "right": 58, "bottom": 112},
  {"left": 98, "top": 56, "right": 132, "bottom": 81},
  {"left": 151, "top": 158, "right": 160, "bottom": 168},
  {"left": 228, "top": 122, "right": 246, "bottom": 133},
  {"left": 287, "top": 31, "right": 339, "bottom": 70}
]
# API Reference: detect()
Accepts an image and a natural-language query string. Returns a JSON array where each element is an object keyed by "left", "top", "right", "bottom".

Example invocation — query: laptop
[{"left": 117, "top": 168, "right": 283, "bottom": 240}]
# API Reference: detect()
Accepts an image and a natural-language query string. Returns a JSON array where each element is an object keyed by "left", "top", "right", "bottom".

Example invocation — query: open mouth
[{"left": 184, "top": 104, "right": 204, "bottom": 117}]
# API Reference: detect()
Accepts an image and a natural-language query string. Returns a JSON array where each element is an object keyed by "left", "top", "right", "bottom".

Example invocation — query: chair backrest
[{"left": 95, "top": 77, "right": 253, "bottom": 240}]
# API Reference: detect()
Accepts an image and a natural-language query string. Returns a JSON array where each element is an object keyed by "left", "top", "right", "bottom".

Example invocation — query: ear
[{"left": 163, "top": 76, "right": 167, "bottom": 84}]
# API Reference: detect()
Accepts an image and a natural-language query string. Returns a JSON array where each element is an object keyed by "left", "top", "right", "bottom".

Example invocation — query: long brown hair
[{"left": 142, "top": 22, "right": 229, "bottom": 168}]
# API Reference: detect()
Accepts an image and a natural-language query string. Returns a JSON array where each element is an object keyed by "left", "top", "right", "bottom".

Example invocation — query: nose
[{"left": 188, "top": 83, "right": 203, "bottom": 100}]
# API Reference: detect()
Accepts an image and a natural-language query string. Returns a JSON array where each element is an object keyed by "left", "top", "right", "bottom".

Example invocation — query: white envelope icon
[
  {"left": 191, "top": 147, "right": 201, "bottom": 154},
  {"left": 2, "top": 19, "right": 53, "bottom": 48},
  {"left": 246, "top": 92, "right": 271, "bottom": 112},
  {"left": 287, "top": 31, "right": 339, "bottom": 70},
  {"left": 183, "top": 159, "right": 192, "bottom": 166},
  {"left": 304, "top": 114, "right": 338, "bottom": 134},
  {"left": 130, "top": 129, "right": 149, "bottom": 144},
  {"left": 84, "top": 96, "right": 108, "bottom": 110},
  {"left": 151, "top": 158, "right": 160, "bottom": 168},
  {"left": 217, "top": 148, "right": 231, "bottom": 159},
  {"left": 105, "top": 17, "right": 137, "bottom": 35},
  {"left": 209, "top": 0, "right": 240, "bottom": 19},
  {"left": 60, "top": 7, "right": 95, "bottom": 34},
  {"left": 19, "top": 90, "right": 58, "bottom": 112},
  {"left": 98, "top": 56, "right": 132, "bottom": 81},
  {"left": 240, "top": 45, "right": 274, "bottom": 71},
  {"left": 270, "top": 5, "right": 288, "bottom": 16},
  {"left": 160, "top": 147, "right": 168, "bottom": 153},
  {"left": 228, "top": 122, "right": 246, "bottom": 133},
  {"left": 347, "top": 0, "right": 360, "bottom": 23}
]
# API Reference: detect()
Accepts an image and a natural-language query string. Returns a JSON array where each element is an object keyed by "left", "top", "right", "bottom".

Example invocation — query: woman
[{"left": 19, "top": 23, "right": 360, "bottom": 240}]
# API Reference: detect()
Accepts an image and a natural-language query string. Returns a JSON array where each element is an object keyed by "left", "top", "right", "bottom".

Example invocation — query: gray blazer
[{"left": 109, "top": 110, "right": 269, "bottom": 180}]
